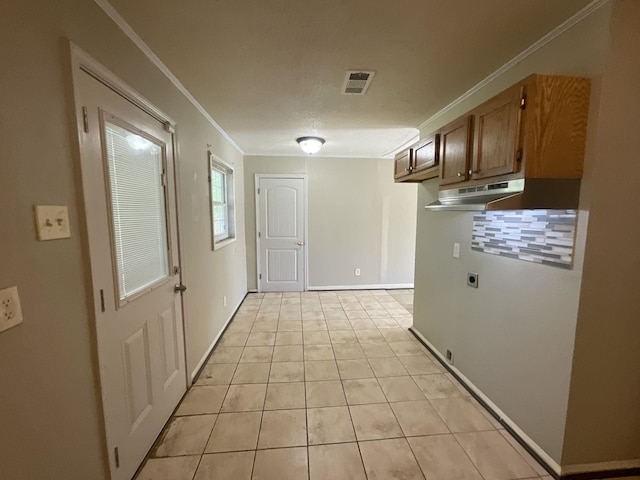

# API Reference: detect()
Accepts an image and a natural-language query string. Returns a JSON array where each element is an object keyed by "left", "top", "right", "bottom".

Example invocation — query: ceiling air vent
[{"left": 342, "top": 71, "right": 375, "bottom": 95}]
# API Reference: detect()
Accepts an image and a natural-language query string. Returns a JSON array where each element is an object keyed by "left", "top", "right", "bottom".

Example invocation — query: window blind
[
  {"left": 104, "top": 122, "right": 169, "bottom": 301},
  {"left": 211, "top": 167, "right": 228, "bottom": 239}
]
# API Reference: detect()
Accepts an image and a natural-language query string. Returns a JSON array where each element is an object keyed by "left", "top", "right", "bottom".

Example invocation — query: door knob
[
  {"left": 174, "top": 283, "right": 187, "bottom": 293},
  {"left": 297, "top": 242, "right": 305, "bottom": 246}
]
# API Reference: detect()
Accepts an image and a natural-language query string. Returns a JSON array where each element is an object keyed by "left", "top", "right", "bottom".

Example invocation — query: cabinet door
[
  {"left": 440, "top": 116, "right": 472, "bottom": 185},
  {"left": 471, "top": 84, "right": 524, "bottom": 180},
  {"left": 413, "top": 133, "right": 439, "bottom": 172},
  {"left": 394, "top": 148, "right": 412, "bottom": 180}
]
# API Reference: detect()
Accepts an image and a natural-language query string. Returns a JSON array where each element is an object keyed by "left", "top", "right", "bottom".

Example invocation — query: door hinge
[
  {"left": 82, "top": 107, "right": 89, "bottom": 132},
  {"left": 114, "top": 447, "right": 120, "bottom": 468},
  {"left": 259, "top": 273, "right": 262, "bottom": 280},
  {"left": 100, "top": 289, "right": 105, "bottom": 313},
  {"left": 164, "top": 122, "right": 175, "bottom": 134},
  {"left": 257, "top": 188, "right": 260, "bottom": 195},
  {"left": 258, "top": 232, "right": 261, "bottom": 238},
  {"left": 520, "top": 94, "right": 527, "bottom": 110},
  {"left": 161, "top": 171, "right": 167, "bottom": 187},
  {"left": 516, "top": 148, "right": 523, "bottom": 162}
]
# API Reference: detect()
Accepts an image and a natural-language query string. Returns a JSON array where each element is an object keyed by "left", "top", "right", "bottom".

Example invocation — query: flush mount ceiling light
[{"left": 296, "top": 136, "right": 325, "bottom": 155}]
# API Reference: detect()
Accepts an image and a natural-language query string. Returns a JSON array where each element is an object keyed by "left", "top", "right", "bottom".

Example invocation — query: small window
[
  {"left": 104, "top": 119, "right": 170, "bottom": 303},
  {"left": 209, "top": 152, "right": 235, "bottom": 248}
]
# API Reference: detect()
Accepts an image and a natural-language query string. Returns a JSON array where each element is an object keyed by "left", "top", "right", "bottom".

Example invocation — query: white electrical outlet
[
  {"left": 354, "top": 268, "right": 361, "bottom": 276},
  {"left": 223, "top": 296, "right": 227, "bottom": 307},
  {"left": 446, "top": 349, "right": 454, "bottom": 365},
  {"left": 0, "top": 286, "right": 24, "bottom": 332},
  {"left": 34, "top": 205, "right": 71, "bottom": 241},
  {"left": 453, "top": 242, "right": 460, "bottom": 258}
]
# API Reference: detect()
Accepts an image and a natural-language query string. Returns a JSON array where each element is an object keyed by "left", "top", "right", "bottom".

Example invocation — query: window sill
[{"left": 214, "top": 237, "right": 236, "bottom": 250}]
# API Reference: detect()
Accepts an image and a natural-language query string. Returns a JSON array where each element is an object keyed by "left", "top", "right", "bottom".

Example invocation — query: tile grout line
[
  {"left": 206, "top": 299, "right": 254, "bottom": 448},
  {"left": 249, "top": 295, "right": 272, "bottom": 479},
  {"left": 304, "top": 331, "right": 311, "bottom": 480},
  {"left": 336, "top": 333, "right": 370, "bottom": 480},
  {"left": 362, "top": 291, "right": 427, "bottom": 480}
]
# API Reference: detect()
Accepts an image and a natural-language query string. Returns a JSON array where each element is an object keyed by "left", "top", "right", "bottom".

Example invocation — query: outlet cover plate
[
  {"left": 0, "top": 286, "right": 24, "bottom": 332},
  {"left": 34, "top": 205, "right": 71, "bottom": 241}
]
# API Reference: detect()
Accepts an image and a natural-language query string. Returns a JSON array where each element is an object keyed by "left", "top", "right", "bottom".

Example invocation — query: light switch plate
[
  {"left": 0, "top": 286, "right": 23, "bottom": 332},
  {"left": 34, "top": 205, "right": 71, "bottom": 240},
  {"left": 453, "top": 242, "right": 461, "bottom": 258}
]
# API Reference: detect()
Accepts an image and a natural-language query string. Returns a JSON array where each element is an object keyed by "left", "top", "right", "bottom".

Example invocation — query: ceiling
[{"left": 107, "top": 0, "right": 592, "bottom": 158}]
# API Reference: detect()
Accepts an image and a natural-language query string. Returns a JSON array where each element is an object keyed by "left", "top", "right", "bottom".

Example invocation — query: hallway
[{"left": 137, "top": 290, "right": 550, "bottom": 480}]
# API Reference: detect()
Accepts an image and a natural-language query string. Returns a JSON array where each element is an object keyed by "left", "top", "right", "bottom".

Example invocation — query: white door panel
[
  {"left": 266, "top": 249, "right": 299, "bottom": 282},
  {"left": 258, "top": 177, "right": 306, "bottom": 292},
  {"left": 76, "top": 70, "right": 186, "bottom": 480}
]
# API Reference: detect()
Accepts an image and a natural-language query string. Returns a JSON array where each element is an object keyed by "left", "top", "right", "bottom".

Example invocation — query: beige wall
[
  {"left": 0, "top": 1, "right": 246, "bottom": 478},
  {"left": 411, "top": 3, "right": 611, "bottom": 465},
  {"left": 243, "top": 156, "right": 417, "bottom": 290},
  {"left": 562, "top": 0, "right": 640, "bottom": 467}
]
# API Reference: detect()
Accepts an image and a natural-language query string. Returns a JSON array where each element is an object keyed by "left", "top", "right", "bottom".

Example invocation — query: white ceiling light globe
[{"left": 297, "top": 136, "right": 325, "bottom": 154}]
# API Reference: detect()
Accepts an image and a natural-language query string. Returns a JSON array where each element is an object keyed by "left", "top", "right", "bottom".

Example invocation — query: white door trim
[
  {"left": 67, "top": 42, "right": 190, "bottom": 477},
  {"left": 255, "top": 174, "right": 309, "bottom": 292}
]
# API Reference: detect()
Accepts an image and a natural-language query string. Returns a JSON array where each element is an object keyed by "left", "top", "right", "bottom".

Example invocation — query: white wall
[
  {"left": 0, "top": 0, "right": 246, "bottom": 478},
  {"left": 244, "top": 156, "right": 417, "bottom": 290},
  {"left": 562, "top": 0, "right": 640, "bottom": 467},
  {"left": 411, "top": 2, "right": 611, "bottom": 465}
]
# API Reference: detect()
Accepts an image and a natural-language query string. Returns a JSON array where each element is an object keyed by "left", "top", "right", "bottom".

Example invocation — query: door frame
[
  {"left": 67, "top": 42, "right": 190, "bottom": 477},
  {"left": 254, "top": 174, "right": 309, "bottom": 292}
]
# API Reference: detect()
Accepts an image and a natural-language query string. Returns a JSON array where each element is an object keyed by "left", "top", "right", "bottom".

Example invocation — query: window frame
[
  {"left": 209, "top": 151, "right": 236, "bottom": 249},
  {"left": 101, "top": 112, "right": 173, "bottom": 308}
]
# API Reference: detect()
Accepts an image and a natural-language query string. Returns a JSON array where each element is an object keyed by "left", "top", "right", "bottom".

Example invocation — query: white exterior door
[
  {"left": 257, "top": 176, "right": 307, "bottom": 292},
  {"left": 75, "top": 70, "right": 186, "bottom": 480}
]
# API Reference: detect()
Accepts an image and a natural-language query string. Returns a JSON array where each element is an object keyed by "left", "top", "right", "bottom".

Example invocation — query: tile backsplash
[{"left": 472, "top": 210, "right": 577, "bottom": 269}]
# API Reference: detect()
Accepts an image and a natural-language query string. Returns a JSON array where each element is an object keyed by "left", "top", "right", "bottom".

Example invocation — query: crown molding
[
  {"left": 416, "top": 0, "right": 610, "bottom": 133},
  {"left": 93, "top": 0, "right": 244, "bottom": 155}
]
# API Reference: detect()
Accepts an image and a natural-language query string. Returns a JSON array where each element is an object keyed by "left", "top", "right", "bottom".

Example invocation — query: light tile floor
[{"left": 136, "top": 289, "right": 553, "bottom": 480}]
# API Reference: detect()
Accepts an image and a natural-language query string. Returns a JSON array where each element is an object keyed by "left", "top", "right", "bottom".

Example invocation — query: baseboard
[
  {"left": 561, "top": 459, "right": 640, "bottom": 479},
  {"left": 247, "top": 289, "right": 258, "bottom": 293},
  {"left": 409, "top": 327, "right": 562, "bottom": 477},
  {"left": 189, "top": 291, "right": 247, "bottom": 382},
  {"left": 409, "top": 328, "right": 640, "bottom": 480},
  {"left": 308, "top": 283, "right": 414, "bottom": 291}
]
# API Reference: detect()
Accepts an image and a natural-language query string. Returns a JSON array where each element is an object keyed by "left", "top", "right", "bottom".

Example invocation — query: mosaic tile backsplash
[{"left": 472, "top": 210, "right": 577, "bottom": 269}]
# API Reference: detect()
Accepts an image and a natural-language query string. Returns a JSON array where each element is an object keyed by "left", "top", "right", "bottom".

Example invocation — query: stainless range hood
[{"left": 424, "top": 178, "right": 581, "bottom": 211}]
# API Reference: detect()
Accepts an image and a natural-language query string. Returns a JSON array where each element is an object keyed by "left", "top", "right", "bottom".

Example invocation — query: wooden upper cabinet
[
  {"left": 394, "top": 136, "right": 440, "bottom": 183},
  {"left": 413, "top": 133, "right": 439, "bottom": 173},
  {"left": 393, "top": 148, "right": 412, "bottom": 180},
  {"left": 471, "top": 83, "right": 524, "bottom": 180},
  {"left": 522, "top": 75, "right": 589, "bottom": 178},
  {"left": 439, "top": 115, "right": 472, "bottom": 186},
  {"left": 395, "top": 75, "right": 589, "bottom": 186}
]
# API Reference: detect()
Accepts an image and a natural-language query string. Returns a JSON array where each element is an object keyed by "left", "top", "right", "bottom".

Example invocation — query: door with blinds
[{"left": 75, "top": 68, "right": 186, "bottom": 480}]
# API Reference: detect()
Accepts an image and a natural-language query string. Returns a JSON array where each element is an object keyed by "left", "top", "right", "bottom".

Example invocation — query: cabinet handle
[
  {"left": 457, "top": 172, "right": 464, "bottom": 177},
  {"left": 469, "top": 169, "right": 473, "bottom": 176}
]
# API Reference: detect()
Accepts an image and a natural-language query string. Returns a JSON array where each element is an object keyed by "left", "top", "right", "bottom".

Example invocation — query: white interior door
[
  {"left": 76, "top": 70, "right": 186, "bottom": 480},
  {"left": 257, "top": 176, "right": 307, "bottom": 292}
]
